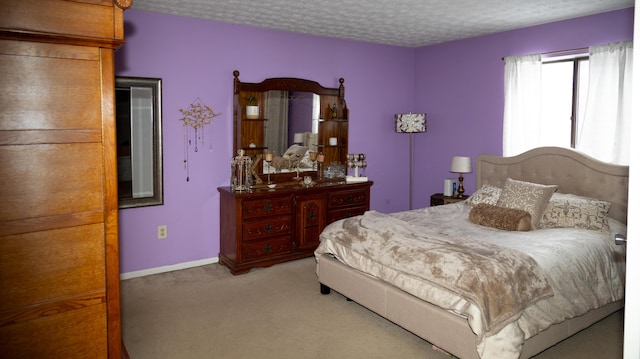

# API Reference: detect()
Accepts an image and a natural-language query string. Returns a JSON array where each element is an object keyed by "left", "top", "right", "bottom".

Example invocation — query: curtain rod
[{"left": 501, "top": 47, "right": 588, "bottom": 61}]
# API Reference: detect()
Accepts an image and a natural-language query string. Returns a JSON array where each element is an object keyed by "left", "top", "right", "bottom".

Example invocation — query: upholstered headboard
[{"left": 476, "top": 147, "right": 629, "bottom": 223}]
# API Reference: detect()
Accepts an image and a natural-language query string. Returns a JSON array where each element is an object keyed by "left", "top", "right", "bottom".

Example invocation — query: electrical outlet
[{"left": 158, "top": 225, "right": 167, "bottom": 239}]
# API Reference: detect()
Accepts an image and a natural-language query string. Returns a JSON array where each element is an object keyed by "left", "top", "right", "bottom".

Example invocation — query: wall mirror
[
  {"left": 233, "top": 70, "right": 348, "bottom": 185},
  {"left": 115, "top": 76, "right": 164, "bottom": 208}
]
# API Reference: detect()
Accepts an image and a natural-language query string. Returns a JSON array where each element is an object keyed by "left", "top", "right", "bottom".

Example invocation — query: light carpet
[{"left": 121, "top": 257, "right": 623, "bottom": 358}]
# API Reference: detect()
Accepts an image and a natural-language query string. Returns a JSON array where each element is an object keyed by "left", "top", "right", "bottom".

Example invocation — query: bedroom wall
[
  {"left": 116, "top": 10, "right": 416, "bottom": 274},
  {"left": 412, "top": 8, "right": 634, "bottom": 202},
  {"left": 116, "top": 8, "right": 634, "bottom": 275}
]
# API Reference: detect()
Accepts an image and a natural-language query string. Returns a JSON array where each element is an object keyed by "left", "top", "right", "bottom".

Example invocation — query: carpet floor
[{"left": 121, "top": 257, "right": 623, "bottom": 358}]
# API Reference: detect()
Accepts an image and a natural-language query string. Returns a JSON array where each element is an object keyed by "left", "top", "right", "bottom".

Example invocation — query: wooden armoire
[{"left": 0, "top": 1, "right": 131, "bottom": 357}]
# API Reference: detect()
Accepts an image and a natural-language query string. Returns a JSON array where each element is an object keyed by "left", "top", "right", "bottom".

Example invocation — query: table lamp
[{"left": 449, "top": 156, "right": 472, "bottom": 198}]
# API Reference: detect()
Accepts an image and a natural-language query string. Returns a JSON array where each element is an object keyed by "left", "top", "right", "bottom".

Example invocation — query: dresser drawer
[
  {"left": 327, "top": 205, "right": 368, "bottom": 223},
  {"left": 242, "top": 236, "right": 291, "bottom": 261},
  {"left": 327, "top": 188, "right": 368, "bottom": 209},
  {"left": 243, "top": 216, "right": 292, "bottom": 241},
  {"left": 243, "top": 197, "right": 292, "bottom": 219}
]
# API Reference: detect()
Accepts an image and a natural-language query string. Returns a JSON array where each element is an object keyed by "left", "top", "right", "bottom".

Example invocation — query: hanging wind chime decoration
[{"left": 179, "top": 97, "right": 220, "bottom": 182}]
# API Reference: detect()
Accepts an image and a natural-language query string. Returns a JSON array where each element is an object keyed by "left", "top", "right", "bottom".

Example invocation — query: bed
[{"left": 314, "top": 147, "right": 627, "bottom": 359}]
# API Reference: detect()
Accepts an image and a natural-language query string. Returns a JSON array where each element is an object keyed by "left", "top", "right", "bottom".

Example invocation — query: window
[
  {"left": 540, "top": 56, "right": 588, "bottom": 148},
  {"left": 503, "top": 41, "right": 631, "bottom": 164}
]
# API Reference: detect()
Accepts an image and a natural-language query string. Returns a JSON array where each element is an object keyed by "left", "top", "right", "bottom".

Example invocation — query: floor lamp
[{"left": 395, "top": 113, "right": 427, "bottom": 210}]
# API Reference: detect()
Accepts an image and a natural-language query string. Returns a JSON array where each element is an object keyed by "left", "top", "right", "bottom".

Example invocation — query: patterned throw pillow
[
  {"left": 469, "top": 203, "right": 532, "bottom": 231},
  {"left": 496, "top": 178, "right": 558, "bottom": 228},
  {"left": 465, "top": 184, "right": 502, "bottom": 207},
  {"left": 538, "top": 193, "right": 611, "bottom": 231}
]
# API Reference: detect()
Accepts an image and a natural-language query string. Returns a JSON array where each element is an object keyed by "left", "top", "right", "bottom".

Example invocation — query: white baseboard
[{"left": 120, "top": 257, "right": 219, "bottom": 280}]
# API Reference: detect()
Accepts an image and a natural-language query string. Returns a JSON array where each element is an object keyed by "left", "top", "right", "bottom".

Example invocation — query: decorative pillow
[
  {"left": 469, "top": 203, "right": 532, "bottom": 231},
  {"left": 538, "top": 193, "right": 611, "bottom": 231},
  {"left": 496, "top": 178, "right": 558, "bottom": 228},
  {"left": 465, "top": 184, "right": 502, "bottom": 207},
  {"left": 269, "top": 155, "right": 289, "bottom": 170},
  {"left": 283, "top": 144, "right": 308, "bottom": 159},
  {"left": 299, "top": 150, "right": 314, "bottom": 168},
  {"left": 282, "top": 145, "right": 309, "bottom": 167}
]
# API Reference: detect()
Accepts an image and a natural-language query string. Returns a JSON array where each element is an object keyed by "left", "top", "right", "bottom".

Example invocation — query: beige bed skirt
[{"left": 317, "top": 254, "right": 623, "bottom": 359}]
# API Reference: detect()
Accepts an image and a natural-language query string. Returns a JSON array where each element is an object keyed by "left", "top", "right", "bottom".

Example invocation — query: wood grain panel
[
  {"left": 0, "top": 224, "right": 106, "bottom": 312},
  {"left": 0, "top": 129, "right": 102, "bottom": 145},
  {"left": 0, "top": 0, "right": 118, "bottom": 40},
  {"left": 0, "top": 210, "right": 103, "bottom": 237},
  {"left": 99, "top": 48, "right": 123, "bottom": 357},
  {"left": 0, "top": 47, "right": 101, "bottom": 131},
  {"left": 0, "top": 303, "right": 107, "bottom": 359},
  {"left": 0, "top": 291, "right": 106, "bottom": 327},
  {"left": 240, "top": 120, "right": 265, "bottom": 150},
  {"left": 0, "top": 39, "right": 100, "bottom": 60},
  {"left": 317, "top": 119, "right": 348, "bottom": 165},
  {"left": 0, "top": 143, "right": 104, "bottom": 221}
]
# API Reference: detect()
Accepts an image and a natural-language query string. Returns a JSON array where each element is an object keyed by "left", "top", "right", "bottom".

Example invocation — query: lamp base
[{"left": 456, "top": 174, "right": 466, "bottom": 198}]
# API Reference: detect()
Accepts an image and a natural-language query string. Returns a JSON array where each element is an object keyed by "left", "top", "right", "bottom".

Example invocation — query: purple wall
[
  {"left": 116, "top": 8, "right": 633, "bottom": 274},
  {"left": 116, "top": 10, "right": 415, "bottom": 273},
  {"left": 412, "top": 9, "right": 634, "bottom": 204}
]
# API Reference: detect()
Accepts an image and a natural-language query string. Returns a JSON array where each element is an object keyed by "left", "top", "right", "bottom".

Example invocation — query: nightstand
[{"left": 430, "top": 193, "right": 468, "bottom": 206}]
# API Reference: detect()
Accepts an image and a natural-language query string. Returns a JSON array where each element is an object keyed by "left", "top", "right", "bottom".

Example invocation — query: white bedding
[{"left": 314, "top": 202, "right": 626, "bottom": 359}]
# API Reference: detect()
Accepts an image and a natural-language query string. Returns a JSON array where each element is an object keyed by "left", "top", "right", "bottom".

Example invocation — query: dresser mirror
[{"left": 233, "top": 70, "right": 348, "bottom": 185}]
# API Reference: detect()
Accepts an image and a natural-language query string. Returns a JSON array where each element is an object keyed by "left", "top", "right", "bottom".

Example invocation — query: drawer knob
[
  {"left": 264, "top": 244, "right": 272, "bottom": 253},
  {"left": 345, "top": 195, "right": 353, "bottom": 202},
  {"left": 307, "top": 211, "right": 317, "bottom": 221},
  {"left": 263, "top": 203, "right": 273, "bottom": 213},
  {"left": 264, "top": 224, "right": 273, "bottom": 233}
]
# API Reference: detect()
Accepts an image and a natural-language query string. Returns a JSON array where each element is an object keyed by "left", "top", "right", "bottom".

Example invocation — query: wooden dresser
[
  {"left": 218, "top": 181, "right": 372, "bottom": 274},
  {"left": 0, "top": 1, "right": 130, "bottom": 357}
]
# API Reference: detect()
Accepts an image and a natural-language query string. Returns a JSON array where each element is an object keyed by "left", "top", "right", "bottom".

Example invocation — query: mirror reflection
[
  {"left": 115, "top": 76, "right": 164, "bottom": 208},
  {"left": 262, "top": 91, "right": 320, "bottom": 174}
]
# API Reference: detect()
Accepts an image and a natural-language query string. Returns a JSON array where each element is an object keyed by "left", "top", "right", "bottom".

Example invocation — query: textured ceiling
[{"left": 131, "top": 0, "right": 634, "bottom": 47}]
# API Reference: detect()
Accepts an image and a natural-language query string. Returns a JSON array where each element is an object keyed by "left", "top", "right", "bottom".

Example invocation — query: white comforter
[{"left": 315, "top": 202, "right": 626, "bottom": 359}]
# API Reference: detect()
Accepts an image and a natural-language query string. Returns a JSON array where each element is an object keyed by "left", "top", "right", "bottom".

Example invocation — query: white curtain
[
  {"left": 502, "top": 54, "right": 542, "bottom": 156},
  {"left": 264, "top": 91, "right": 289, "bottom": 155},
  {"left": 576, "top": 41, "right": 633, "bottom": 165}
]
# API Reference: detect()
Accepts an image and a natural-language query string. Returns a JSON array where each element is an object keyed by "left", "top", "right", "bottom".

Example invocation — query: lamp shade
[
  {"left": 450, "top": 156, "right": 472, "bottom": 173},
  {"left": 395, "top": 113, "right": 426, "bottom": 133},
  {"left": 293, "top": 132, "right": 305, "bottom": 144}
]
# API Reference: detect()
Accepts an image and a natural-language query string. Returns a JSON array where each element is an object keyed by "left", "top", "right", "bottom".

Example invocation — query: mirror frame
[
  {"left": 233, "top": 70, "right": 347, "bottom": 185},
  {"left": 115, "top": 76, "right": 164, "bottom": 209}
]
